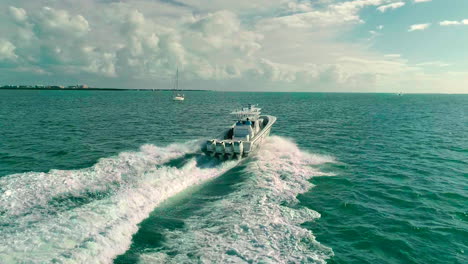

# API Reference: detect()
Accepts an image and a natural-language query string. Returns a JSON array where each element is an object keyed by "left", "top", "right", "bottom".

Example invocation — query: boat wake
[
  {"left": 0, "top": 141, "right": 239, "bottom": 263},
  {"left": 0, "top": 136, "right": 335, "bottom": 264},
  {"left": 135, "top": 136, "right": 335, "bottom": 263}
]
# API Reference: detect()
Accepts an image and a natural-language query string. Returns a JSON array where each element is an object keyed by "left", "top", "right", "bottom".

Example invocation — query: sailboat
[{"left": 172, "top": 68, "right": 184, "bottom": 101}]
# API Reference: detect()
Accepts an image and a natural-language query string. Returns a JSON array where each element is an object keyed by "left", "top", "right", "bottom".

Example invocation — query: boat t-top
[
  {"left": 203, "top": 104, "right": 276, "bottom": 159},
  {"left": 172, "top": 68, "right": 184, "bottom": 101}
]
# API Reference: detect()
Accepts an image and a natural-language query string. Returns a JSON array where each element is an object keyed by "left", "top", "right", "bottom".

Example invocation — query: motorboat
[{"left": 203, "top": 104, "right": 276, "bottom": 159}]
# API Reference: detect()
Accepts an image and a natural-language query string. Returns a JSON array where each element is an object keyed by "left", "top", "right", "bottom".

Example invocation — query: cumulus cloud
[
  {"left": 107, "top": 6, "right": 264, "bottom": 80},
  {"left": 0, "top": 39, "right": 18, "bottom": 61},
  {"left": 8, "top": 6, "right": 28, "bottom": 24},
  {"left": 286, "top": 2, "right": 314, "bottom": 12},
  {"left": 112, "top": 8, "right": 184, "bottom": 78},
  {"left": 377, "top": 2, "right": 405, "bottom": 13},
  {"left": 408, "top": 23, "right": 430, "bottom": 32},
  {"left": 34, "top": 7, "right": 90, "bottom": 38},
  {"left": 414, "top": 0, "right": 431, "bottom": 3},
  {"left": 0, "top": 0, "right": 465, "bottom": 93},
  {"left": 3, "top": 2, "right": 263, "bottom": 82},
  {"left": 3, "top": 5, "right": 115, "bottom": 76},
  {"left": 187, "top": 11, "right": 262, "bottom": 56}
]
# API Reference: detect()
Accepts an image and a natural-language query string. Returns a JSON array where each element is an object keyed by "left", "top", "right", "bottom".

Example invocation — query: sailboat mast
[
  {"left": 176, "top": 68, "right": 179, "bottom": 91},
  {"left": 171, "top": 67, "right": 184, "bottom": 100}
]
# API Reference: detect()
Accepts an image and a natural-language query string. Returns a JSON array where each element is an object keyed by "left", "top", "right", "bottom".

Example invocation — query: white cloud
[
  {"left": 34, "top": 7, "right": 90, "bottom": 38},
  {"left": 0, "top": 39, "right": 18, "bottom": 61},
  {"left": 377, "top": 2, "right": 405, "bottom": 13},
  {"left": 0, "top": 0, "right": 466, "bottom": 93},
  {"left": 8, "top": 6, "right": 28, "bottom": 24},
  {"left": 414, "top": 0, "right": 431, "bottom": 3},
  {"left": 408, "top": 23, "right": 430, "bottom": 32},
  {"left": 287, "top": 2, "right": 314, "bottom": 12},
  {"left": 256, "top": 0, "right": 395, "bottom": 29},
  {"left": 439, "top": 20, "right": 460, "bottom": 26},
  {"left": 3, "top": 5, "right": 114, "bottom": 77},
  {"left": 257, "top": 9, "right": 360, "bottom": 29},
  {"left": 104, "top": 6, "right": 264, "bottom": 80},
  {"left": 439, "top": 19, "right": 468, "bottom": 26},
  {"left": 172, "top": 0, "right": 288, "bottom": 13},
  {"left": 415, "top": 61, "right": 451, "bottom": 67}
]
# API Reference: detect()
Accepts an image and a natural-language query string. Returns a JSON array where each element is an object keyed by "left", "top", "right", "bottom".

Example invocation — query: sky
[{"left": 0, "top": 0, "right": 467, "bottom": 93}]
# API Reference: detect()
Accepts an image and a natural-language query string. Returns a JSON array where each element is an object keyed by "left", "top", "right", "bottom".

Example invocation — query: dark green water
[{"left": 0, "top": 90, "right": 466, "bottom": 263}]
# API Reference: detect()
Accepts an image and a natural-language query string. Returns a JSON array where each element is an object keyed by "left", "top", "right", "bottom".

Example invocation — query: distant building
[
  {"left": 67, "top": 84, "right": 88, "bottom": 89},
  {"left": 1, "top": 84, "right": 90, "bottom": 90}
]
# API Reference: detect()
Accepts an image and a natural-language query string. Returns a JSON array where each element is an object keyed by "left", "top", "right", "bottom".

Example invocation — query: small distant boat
[
  {"left": 173, "top": 94, "right": 184, "bottom": 101},
  {"left": 397, "top": 92, "right": 403, "bottom": 96},
  {"left": 172, "top": 68, "right": 184, "bottom": 101},
  {"left": 203, "top": 104, "right": 276, "bottom": 159}
]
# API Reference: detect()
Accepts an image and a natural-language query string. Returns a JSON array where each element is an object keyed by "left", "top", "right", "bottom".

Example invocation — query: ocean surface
[{"left": 0, "top": 90, "right": 466, "bottom": 264}]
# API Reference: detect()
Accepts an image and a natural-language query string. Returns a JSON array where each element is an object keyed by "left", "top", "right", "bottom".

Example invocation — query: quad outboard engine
[
  {"left": 233, "top": 141, "right": 244, "bottom": 158},
  {"left": 224, "top": 142, "right": 234, "bottom": 158},
  {"left": 215, "top": 141, "right": 225, "bottom": 157},
  {"left": 206, "top": 140, "right": 216, "bottom": 152}
]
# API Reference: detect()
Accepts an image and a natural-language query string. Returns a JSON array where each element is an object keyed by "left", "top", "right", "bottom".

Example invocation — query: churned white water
[
  {"left": 137, "top": 136, "right": 335, "bottom": 263},
  {"left": 0, "top": 141, "right": 239, "bottom": 263}
]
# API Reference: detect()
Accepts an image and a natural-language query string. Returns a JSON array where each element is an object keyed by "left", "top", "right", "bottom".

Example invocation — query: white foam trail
[
  {"left": 0, "top": 141, "right": 239, "bottom": 264},
  {"left": 0, "top": 142, "right": 196, "bottom": 216},
  {"left": 137, "top": 136, "right": 335, "bottom": 263}
]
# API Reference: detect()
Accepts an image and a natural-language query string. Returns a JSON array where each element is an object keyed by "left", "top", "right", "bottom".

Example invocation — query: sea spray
[
  {"left": 0, "top": 141, "right": 238, "bottom": 263},
  {"left": 137, "top": 136, "right": 335, "bottom": 263}
]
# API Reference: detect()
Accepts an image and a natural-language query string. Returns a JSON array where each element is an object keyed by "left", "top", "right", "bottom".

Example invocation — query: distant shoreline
[
  {"left": 1, "top": 87, "right": 465, "bottom": 94},
  {"left": 0, "top": 87, "right": 209, "bottom": 91}
]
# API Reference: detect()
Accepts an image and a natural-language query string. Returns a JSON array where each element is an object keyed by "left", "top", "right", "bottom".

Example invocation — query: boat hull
[{"left": 203, "top": 115, "right": 276, "bottom": 159}]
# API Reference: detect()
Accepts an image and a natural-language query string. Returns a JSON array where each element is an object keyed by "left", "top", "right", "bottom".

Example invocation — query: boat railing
[{"left": 250, "top": 115, "right": 275, "bottom": 144}]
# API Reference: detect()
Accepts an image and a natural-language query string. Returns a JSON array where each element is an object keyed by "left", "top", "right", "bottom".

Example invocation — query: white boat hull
[{"left": 203, "top": 115, "right": 276, "bottom": 159}]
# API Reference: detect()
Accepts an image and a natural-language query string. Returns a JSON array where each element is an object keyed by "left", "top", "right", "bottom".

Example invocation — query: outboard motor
[
  {"left": 224, "top": 142, "right": 234, "bottom": 159},
  {"left": 206, "top": 140, "right": 216, "bottom": 152},
  {"left": 233, "top": 141, "right": 244, "bottom": 158},
  {"left": 215, "top": 141, "right": 226, "bottom": 156}
]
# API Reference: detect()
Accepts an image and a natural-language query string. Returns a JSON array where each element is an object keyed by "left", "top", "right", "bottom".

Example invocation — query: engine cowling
[
  {"left": 206, "top": 140, "right": 216, "bottom": 152},
  {"left": 233, "top": 141, "right": 244, "bottom": 155},
  {"left": 225, "top": 142, "right": 234, "bottom": 154},
  {"left": 215, "top": 141, "right": 225, "bottom": 154}
]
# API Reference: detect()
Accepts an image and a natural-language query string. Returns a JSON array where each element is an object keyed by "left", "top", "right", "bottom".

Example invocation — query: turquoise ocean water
[{"left": 0, "top": 90, "right": 466, "bottom": 263}]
